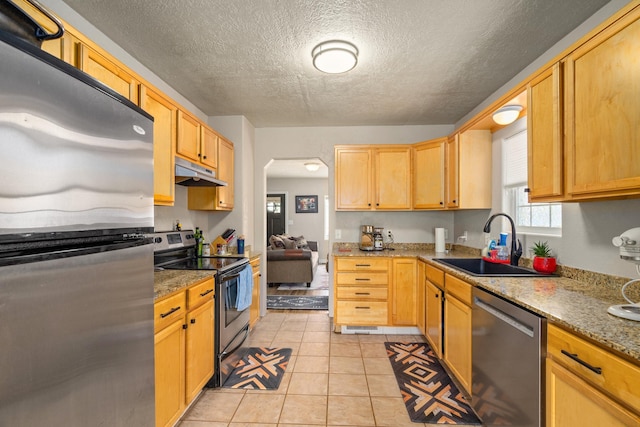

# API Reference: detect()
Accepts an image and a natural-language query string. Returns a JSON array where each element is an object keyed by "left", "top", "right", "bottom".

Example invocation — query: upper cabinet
[
  {"left": 140, "top": 85, "right": 177, "bottom": 206},
  {"left": 527, "top": 63, "right": 564, "bottom": 201},
  {"left": 77, "top": 43, "right": 139, "bottom": 104},
  {"left": 564, "top": 7, "right": 640, "bottom": 201},
  {"left": 176, "top": 110, "right": 202, "bottom": 163},
  {"left": 413, "top": 138, "right": 446, "bottom": 209},
  {"left": 335, "top": 145, "right": 412, "bottom": 211},
  {"left": 446, "top": 130, "right": 492, "bottom": 209},
  {"left": 187, "top": 136, "right": 234, "bottom": 211}
]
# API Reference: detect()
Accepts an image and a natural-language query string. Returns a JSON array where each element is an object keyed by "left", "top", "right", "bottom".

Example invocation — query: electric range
[{"left": 149, "top": 230, "right": 251, "bottom": 387}]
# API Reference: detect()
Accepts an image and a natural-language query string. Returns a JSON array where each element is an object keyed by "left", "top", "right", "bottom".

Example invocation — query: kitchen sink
[{"left": 433, "top": 258, "right": 553, "bottom": 277}]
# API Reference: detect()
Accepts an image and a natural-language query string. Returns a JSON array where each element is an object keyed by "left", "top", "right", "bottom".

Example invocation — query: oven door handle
[
  {"left": 220, "top": 273, "right": 240, "bottom": 282},
  {"left": 219, "top": 325, "right": 249, "bottom": 359}
]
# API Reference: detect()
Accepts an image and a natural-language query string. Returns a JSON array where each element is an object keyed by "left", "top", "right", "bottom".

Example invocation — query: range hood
[{"left": 175, "top": 157, "right": 227, "bottom": 187}]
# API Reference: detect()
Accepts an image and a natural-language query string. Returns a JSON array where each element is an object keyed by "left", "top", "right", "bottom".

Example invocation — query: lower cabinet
[
  {"left": 443, "top": 273, "right": 473, "bottom": 393},
  {"left": 392, "top": 258, "right": 417, "bottom": 325},
  {"left": 333, "top": 256, "right": 390, "bottom": 327},
  {"left": 416, "top": 260, "right": 427, "bottom": 335},
  {"left": 425, "top": 264, "right": 444, "bottom": 358},
  {"left": 546, "top": 324, "right": 640, "bottom": 426},
  {"left": 250, "top": 256, "right": 261, "bottom": 329},
  {"left": 154, "top": 277, "right": 215, "bottom": 427}
]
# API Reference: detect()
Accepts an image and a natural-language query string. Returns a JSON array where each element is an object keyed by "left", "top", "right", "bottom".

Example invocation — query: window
[
  {"left": 503, "top": 129, "right": 561, "bottom": 235},
  {"left": 324, "top": 195, "right": 329, "bottom": 241}
]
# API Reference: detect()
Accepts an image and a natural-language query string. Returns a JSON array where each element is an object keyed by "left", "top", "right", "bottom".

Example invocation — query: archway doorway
[{"left": 265, "top": 158, "right": 329, "bottom": 312}]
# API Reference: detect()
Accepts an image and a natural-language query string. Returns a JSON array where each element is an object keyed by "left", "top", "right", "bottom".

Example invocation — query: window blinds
[{"left": 503, "top": 129, "right": 528, "bottom": 186}]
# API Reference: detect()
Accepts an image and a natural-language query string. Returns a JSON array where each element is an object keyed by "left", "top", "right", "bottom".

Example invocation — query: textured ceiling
[{"left": 62, "top": 0, "right": 610, "bottom": 127}]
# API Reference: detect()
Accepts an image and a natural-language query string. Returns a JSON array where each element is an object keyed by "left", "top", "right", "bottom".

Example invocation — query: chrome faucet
[{"left": 483, "top": 213, "right": 523, "bottom": 266}]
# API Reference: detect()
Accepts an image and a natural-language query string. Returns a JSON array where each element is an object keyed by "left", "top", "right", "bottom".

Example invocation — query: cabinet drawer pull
[
  {"left": 355, "top": 292, "right": 370, "bottom": 295},
  {"left": 200, "top": 288, "right": 214, "bottom": 297},
  {"left": 355, "top": 264, "right": 371, "bottom": 267},
  {"left": 355, "top": 278, "right": 370, "bottom": 281},
  {"left": 355, "top": 306, "right": 370, "bottom": 309},
  {"left": 561, "top": 349, "right": 602, "bottom": 375},
  {"left": 160, "top": 306, "right": 181, "bottom": 318}
]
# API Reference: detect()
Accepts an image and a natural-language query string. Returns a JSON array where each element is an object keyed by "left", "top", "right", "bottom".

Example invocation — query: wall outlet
[
  {"left": 335, "top": 229, "right": 342, "bottom": 239},
  {"left": 444, "top": 229, "right": 449, "bottom": 240},
  {"left": 387, "top": 230, "right": 393, "bottom": 238}
]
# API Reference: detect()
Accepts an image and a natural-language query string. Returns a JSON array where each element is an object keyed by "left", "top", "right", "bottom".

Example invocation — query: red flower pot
[{"left": 533, "top": 256, "right": 557, "bottom": 274}]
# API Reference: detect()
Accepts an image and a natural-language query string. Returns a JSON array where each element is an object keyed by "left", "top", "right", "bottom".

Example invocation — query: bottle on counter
[
  {"left": 237, "top": 235, "right": 245, "bottom": 255},
  {"left": 194, "top": 227, "right": 204, "bottom": 257}
]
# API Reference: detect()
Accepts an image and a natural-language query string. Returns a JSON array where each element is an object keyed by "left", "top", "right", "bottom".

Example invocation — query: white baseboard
[{"left": 340, "top": 325, "right": 421, "bottom": 335}]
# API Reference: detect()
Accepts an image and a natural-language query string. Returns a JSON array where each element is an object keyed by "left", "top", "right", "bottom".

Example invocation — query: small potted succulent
[{"left": 531, "top": 241, "right": 557, "bottom": 274}]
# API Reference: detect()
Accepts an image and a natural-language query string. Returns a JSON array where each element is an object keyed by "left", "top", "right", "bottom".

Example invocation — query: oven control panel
[{"left": 146, "top": 230, "right": 195, "bottom": 252}]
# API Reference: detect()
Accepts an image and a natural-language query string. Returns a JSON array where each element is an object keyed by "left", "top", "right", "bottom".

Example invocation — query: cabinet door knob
[
  {"left": 524, "top": 188, "right": 531, "bottom": 193},
  {"left": 203, "top": 155, "right": 207, "bottom": 159},
  {"left": 190, "top": 318, "right": 196, "bottom": 324}
]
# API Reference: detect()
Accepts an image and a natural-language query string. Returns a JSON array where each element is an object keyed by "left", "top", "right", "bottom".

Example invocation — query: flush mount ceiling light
[
  {"left": 304, "top": 162, "right": 321, "bottom": 172},
  {"left": 312, "top": 40, "right": 358, "bottom": 74},
  {"left": 493, "top": 105, "right": 523, "bottom": 125}
]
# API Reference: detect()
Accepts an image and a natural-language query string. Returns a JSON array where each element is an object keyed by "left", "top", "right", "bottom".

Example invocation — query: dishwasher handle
[{"left": 474, "top": 297, "right": 535, "bottom": 338}]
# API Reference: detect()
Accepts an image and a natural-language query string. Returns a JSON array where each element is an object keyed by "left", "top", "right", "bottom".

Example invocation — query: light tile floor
[{"left": 179, "top": 311, "right": 480, "bottom": 427}]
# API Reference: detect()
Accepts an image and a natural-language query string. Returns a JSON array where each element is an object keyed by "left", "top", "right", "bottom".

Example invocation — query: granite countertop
[
  {"left": 333, "top": 243, "right": 640, "bottom": 364},
  {"left": 154, "top": 270, "right": 216, "bottom": 300}
]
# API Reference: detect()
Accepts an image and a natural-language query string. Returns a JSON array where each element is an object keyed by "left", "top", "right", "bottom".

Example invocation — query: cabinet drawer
[
  {"left": 426, "top": 264, "right": 444, "bottom": 288},
  {"left": 445, "top": 274, "right": 472, "bottom": 306},
  {"left": 336, "top": 271, "right": 388, "bottom": 285},
  {"left": 336, "top": 286, "right": 388, "bottom": 300},
  {"left": 155, "top": 291, "right": 186, "bottom": 333},
  {"left": 548, "top": 324, "right": 640, "bottom": 414},
  {"left": 187, "top": 278, "right": 215, "bottom": 309},
  {"left": 336, "top": 257, "right": 389, "bottom": 271},
  {"left": 336, "top": 301, "right": 388, "bottom": 325}
]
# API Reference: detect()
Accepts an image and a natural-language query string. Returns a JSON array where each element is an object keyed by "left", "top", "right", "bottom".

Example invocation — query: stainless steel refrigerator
[{"left": 0, "top": 28, "right": 155, "bottom": 426}]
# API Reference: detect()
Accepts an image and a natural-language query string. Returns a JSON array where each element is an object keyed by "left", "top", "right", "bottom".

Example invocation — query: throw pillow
[
  {"left": 293, "top": 235, "right": 309, "bottom": 249},
  {"left": 269, "top": 235, "right": 285, "bottom": 249},
  {"left": 280, "top": 235, "right": 297, "bottom": 249}
]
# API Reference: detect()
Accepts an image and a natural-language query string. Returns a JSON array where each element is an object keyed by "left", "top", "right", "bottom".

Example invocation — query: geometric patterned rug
[
  {"left": 385, "top": 342, "right": 482, "bottom": 425},
  {"left": 267, "top": 295, "right": 329, "bottom": 310},
  {"left": 222, "top": 347, "right": 292, "bottom": 390}
]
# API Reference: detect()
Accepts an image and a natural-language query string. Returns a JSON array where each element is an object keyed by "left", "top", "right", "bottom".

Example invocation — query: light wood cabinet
[
  {"left": 564, "top": 7, "right": 640, "bottom": 201},
  {"left": 392, "top": 258, "right": 417, "bottom": 325},
  {"left": 546, "top": 324, "right": 640, "bottom": 426},
  {"left": 416, "top": 261, "right": 426, "bottom": 335},
  {"left": 154, "top": 291, "right": 187, "bottom": 427},
  {"left": 527, "top": 63, "right": 564, "bottom": 201},
  {"left": 140, "top": 85, "right": 177, "bottom": 206},
  {"left": 154, "top": 277, "right": 215, "bottom": 427},
  {"left": 335, "top": 145, "right": 411, "bottom": 211},
  {"left": 443, "top": 273, "right": 472, "bottom": 393},
  {"left": 185, "top": 299, "right": 214, "bottom": 403},
  {"left": 413, "top": 138, "right": 446, "bottom": 209},
  {"left": 375, "top": 147, "right": 412, "bottom": 209},
  {"left": 176, "top": 110, "right": 202, "bottom": 163},
  {"left": 425, "top": 264, "right": 444, "bottom": 358},
  {"left": 155, "top": 316, "right": 185, "bottom": 427},
  {"left": 216, "top": 137, "right": 235, "bottom": 209},
  {"left": 250, "top": 256, "right": 261, "bottom": 329},
  {"left": 187, "top": 136, "right": 235, "bottom": 211},
  {"left": 333, "top": 256, "right": 390, "bottom": 327},
  {"left": 446, "top": 130, "right": 492, "bottom": 209},
  {"left": 445, "top": 135, "right": 459, "bottom": 208},
  {"left": 200, "top": 126, "right": 219, "bottom": 170},
  {"left": 77, "top": 43, "right": 139, "bottom": 103}
]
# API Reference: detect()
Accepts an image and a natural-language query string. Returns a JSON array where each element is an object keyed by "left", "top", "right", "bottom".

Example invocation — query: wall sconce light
[
  {"left": 312, "top": 40, "right": 358, "bottom": 74},
  {"left": 304, "top": 162, "right": 321, "bottom": 172},
  {"left": 493, "top": 105, "right": 523, "bottom": 125}
]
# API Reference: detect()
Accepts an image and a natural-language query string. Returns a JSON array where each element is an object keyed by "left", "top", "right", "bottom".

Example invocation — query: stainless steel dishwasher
[{"left": 472, "top": 287, "right": 546, "bottom": 427}]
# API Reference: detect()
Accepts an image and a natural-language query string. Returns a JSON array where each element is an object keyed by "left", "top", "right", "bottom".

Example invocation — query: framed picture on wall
[{"left": 295, "top": 195, "right": 318, "bottom": 213}]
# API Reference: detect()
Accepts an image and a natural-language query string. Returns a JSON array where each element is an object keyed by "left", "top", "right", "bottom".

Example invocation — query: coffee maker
[{"left": 360, "top": 225, "right": 384, "bottom": 251}]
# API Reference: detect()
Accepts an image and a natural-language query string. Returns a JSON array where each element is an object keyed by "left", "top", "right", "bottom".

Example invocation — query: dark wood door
[{"left": 266, "top": 193, "right": 286, "bottom": 243}]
